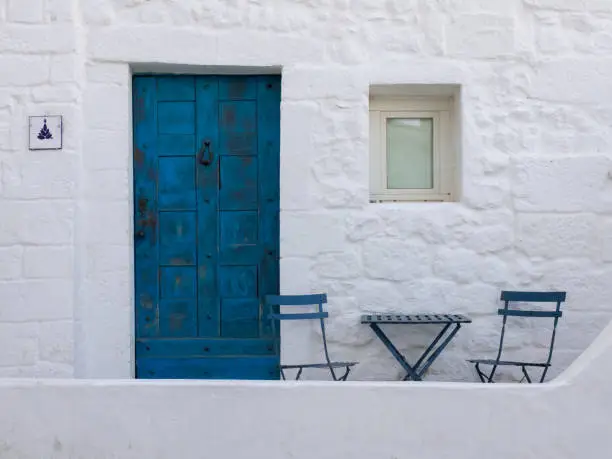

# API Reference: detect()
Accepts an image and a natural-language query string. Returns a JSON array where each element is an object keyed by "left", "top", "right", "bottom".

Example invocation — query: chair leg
[
  {"left": 474, "top": 363, "right": 488, "bottom": 383},
  {"left": 295, "top": 367, "right": 304, "bottom": 380},
  {"left": 474, "top": 363, "right": 498, "bottom": 383},
  {"left": 475, "top": 363, "right": 484, "bottom": 382},
  {"left": 338, "top": 365, "right": 351, "bottom": 381},
  {"left": 280, "top": 368, "right": 286, "bottom": 381},
  {"left": 521, "top": 366, "right": 532, "bottom": 384},
  {"left": 485, "top": 365, "right": 499, "bottom": 383},
  {"left": 328, "top": 364, "right": 338, "bottom": 382},
  {"left": 539, "top": 366, "right": 550, "bottom": 383}
]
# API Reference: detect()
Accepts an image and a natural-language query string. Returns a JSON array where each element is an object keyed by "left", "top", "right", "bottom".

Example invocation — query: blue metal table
[{"left": 361, "top": 313, "right": 472, "bottom": 381}]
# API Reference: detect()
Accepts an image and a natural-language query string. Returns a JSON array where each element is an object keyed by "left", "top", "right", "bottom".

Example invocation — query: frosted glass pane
[{"left": 386, "top": 118, "right": 433, "bottom": 189}]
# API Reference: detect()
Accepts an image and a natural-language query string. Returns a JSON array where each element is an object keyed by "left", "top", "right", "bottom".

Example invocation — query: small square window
[
  {"left": 369, "top": 93, "right": 457, "bottom": 202},
  {"left": 386, "top": 116, "right": 434, "bottom": 189}
]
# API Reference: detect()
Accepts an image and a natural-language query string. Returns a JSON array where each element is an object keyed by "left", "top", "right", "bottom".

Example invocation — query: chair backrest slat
[
  {"left": 498, "top": 309, "right": 562, "bottom": 318},
  {"left": 500, "top": 291, "right": 566, "bottom": 302},
  {"left": 265, "top": 294, "right": 328, "bottom": 322},
  {"left": 265, "top": 294, "right": 327, "bottom": 306}
]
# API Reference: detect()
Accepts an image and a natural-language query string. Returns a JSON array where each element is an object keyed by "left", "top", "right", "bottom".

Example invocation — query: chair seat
[
  {"left": 468, "top": 359, "right": 550, "bottom": 368},
  {"left": 281, "top": 361, "right": 358, "bottom": 370}
]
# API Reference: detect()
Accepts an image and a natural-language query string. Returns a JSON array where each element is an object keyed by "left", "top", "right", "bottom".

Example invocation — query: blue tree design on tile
[{"left": 37, "top": 118, "right": 53, "bottom": 140}]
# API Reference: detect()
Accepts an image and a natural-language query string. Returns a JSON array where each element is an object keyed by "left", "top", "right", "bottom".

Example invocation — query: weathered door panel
[{"left": 133, "top": 75, "right": 280, "bottom": 379}]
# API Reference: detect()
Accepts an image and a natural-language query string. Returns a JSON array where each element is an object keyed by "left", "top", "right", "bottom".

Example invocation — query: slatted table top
[{"left": 361, "top": 313, "right": 472, "bottom": 325}]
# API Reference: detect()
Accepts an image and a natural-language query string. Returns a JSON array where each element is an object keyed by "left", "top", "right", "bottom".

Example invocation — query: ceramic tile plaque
[{"left": 29, "top": 115, "right": 62, "bottom": 150}]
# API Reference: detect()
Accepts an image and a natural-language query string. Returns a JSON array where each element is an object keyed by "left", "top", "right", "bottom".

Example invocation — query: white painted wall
[
  {"left": 0, "top": 322, "right": 609, "bottom": 458},
  {"left": 1, "top": 0, "right": 612, "bottom": 380}
]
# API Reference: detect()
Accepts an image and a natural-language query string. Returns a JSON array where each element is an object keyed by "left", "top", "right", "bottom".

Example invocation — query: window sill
[{"left": 369, "top": 193, "right": 453, "bottom": 203}]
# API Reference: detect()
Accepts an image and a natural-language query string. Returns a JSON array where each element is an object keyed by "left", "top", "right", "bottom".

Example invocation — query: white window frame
[{"left": 369, "top": 96, "right": 455, "bottom": 202}]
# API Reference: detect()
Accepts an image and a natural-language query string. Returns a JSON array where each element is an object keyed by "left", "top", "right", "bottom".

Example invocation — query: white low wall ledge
[{"left": 0, "top": 321, "right": 611, "bottom": 459}]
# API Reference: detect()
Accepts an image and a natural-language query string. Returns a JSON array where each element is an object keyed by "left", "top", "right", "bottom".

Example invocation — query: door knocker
[{"left": 198, "top": 140, "right": 213, "bottom": 166}]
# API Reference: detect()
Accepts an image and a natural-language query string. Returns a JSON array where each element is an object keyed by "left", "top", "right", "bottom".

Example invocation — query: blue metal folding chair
[
  {"left": 468, "top": 291, "right": 566, "bottom": 383},
  {"left": 265, "top": 293, "right": 358, "bottom": 381}
]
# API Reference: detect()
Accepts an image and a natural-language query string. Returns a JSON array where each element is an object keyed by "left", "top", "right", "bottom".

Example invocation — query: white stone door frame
[
  {"left": 75, "top": 62, "right": 135, "bottom": 377},
  {"left": 75, "top": 61, "right": 290, "bottom": 378}
]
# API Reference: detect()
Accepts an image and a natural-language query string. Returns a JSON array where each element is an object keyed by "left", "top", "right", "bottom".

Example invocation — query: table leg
[
  {"left": 416, "top": 324, "right": 462, "bottom": 378},
  {"left": 413, "top": 323, "right": 451, "bottom": 371},
  {"left": 369, "top": 323, "right": 421, "bottom": 381}
]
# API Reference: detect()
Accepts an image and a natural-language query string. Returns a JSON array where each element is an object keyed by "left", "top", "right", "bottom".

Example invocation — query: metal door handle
[{"left": 198, "top": 140, "right": 213, "bottom": 166}]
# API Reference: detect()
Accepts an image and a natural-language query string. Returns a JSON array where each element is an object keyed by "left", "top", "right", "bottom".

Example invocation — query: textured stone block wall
[
  {"left": 0, "top": 0, "right": 77, "bottom": 377},
  {"left": 1, "top": 0, "right": 611, "bottom": 380}
]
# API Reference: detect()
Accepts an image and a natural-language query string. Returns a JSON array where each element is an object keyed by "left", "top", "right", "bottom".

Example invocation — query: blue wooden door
[{"left": 133, "top": 75, "right": 280, "bottom": 379}]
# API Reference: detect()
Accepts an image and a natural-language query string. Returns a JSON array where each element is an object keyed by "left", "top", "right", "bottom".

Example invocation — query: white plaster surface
[
  {"left": 0, "top": 323, "right": 609, "bottom": 458},
  {"left": 0, "top": 0, "right": 611, "bottom": 381}
]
